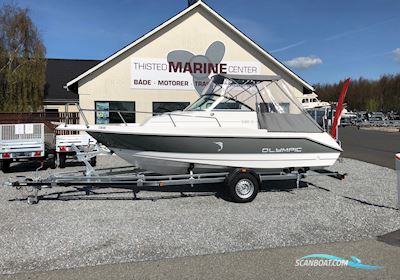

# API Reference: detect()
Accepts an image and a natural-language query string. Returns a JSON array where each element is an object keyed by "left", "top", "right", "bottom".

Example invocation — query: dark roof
[{"left": 44, "top": 58, "right": 100, "bottom": 103}]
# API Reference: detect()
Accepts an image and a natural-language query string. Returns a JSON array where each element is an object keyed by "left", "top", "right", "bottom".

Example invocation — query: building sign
[{"left": 131, "top": 41, "right": 260, "bottom": 93}]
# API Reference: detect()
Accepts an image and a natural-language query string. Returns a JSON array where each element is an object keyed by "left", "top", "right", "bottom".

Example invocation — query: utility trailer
[
  {"left": 55, "top": 134, "right": 98, "bottom": 168},
  {"left": 5, "top": 147, "right": 346, "bottom": 204},
  {"left": 0, "top": 123, "right": 56, "bottom": 173}
]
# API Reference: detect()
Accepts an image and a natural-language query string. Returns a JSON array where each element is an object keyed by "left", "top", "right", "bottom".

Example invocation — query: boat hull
[
  {"left": 88, "top": 131, "right": 341, "bottom": 174},
  {"left": 113, "top": 148, "right": 340, "bottom": 174}
]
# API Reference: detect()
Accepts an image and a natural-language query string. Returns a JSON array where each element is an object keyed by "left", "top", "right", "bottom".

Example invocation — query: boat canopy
[
  {"left": 186, "top": 74, "right": 322, "bottom": 133},
  {"left": 212, "top": 74, "right": 282, "bottom": 83}
]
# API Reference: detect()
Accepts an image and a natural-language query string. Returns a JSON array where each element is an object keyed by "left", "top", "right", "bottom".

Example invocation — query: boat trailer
[{"left": 5, "top": 145, "right": 346, "bottom": 204}]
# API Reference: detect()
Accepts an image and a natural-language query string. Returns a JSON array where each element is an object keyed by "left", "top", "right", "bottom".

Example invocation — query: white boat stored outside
[
  {"left": 58, "top": 74, "right": 342, "bottom": 174},
  {"left": 301, "top": 92, "right": 331, "bottom": 109}
]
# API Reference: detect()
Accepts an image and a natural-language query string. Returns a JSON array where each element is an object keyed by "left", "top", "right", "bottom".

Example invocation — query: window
[
  {"left": 186, "top": 95, "right": 218, "bottom": 111},
  {"left": 45, "top": 108, "right": 59, "bottom": 113},
  {"left": 153, "top": 102, "right": 190, "bottom": 115},
  {"left": 44, "top": 108, "right": 59, "bottom": 121},
  {"left": 214, "top": 96, "right": 253, "bottom": 110},
  {"left": 259, "top": 102, "right": 290, "bottom": 113},
  {"left": 95, "top": 101, "right": 135, "bottom": 124},
  {"left": 186, "top": 94, "right": 253, "bottom": 111}
]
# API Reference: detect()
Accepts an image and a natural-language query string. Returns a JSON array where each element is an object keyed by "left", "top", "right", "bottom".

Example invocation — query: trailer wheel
[
  {"left": 90, "top": 157, "right": 97, "bottom": 167},
  {"left": 226, "top": 169, "right": 259, "bottom": 203},
  {"left": 59, "top": 154, "right": 66, "bottom": 168},
  {"left": 1, "top": 160, "right": 11, "bottom": 173},
  {"left": 49, "top": 156, "right": 56, "bottom": 169}
]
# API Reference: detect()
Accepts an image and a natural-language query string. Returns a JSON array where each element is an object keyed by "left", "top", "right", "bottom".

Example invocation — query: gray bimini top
[
  {"left": 193, "top": 74, "right": 323, "bottom": 133},
  {"left": 213, "top": 74, "right": 282, "bottom": 84}
]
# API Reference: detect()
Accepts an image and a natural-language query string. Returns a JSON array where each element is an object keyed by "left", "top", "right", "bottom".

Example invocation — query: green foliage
[
  {"left": 314, "top": 74, "right": 400, "bottom": 112},
  {"left": 0, "top": 3, "right": 46, "bottom": 112},
  {"left": 366, "top": 99, "right": 379, "bottom": 112}
]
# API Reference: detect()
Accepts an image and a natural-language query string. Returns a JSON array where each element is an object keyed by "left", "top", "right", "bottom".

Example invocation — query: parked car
[{"left": 388, "top": 111, "right": 400, "bottom": 120}]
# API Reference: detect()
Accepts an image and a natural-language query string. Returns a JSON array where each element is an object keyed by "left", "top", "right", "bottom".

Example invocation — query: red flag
[{"left": 330, "top": 78, "right": 351, "bottom": 139}]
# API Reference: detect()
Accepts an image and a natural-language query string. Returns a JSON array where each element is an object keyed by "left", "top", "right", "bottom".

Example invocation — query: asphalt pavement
[
  {"left": 339, "top": 127, "right": 400, "bottom": 169},
  {"left": 2, "top": 235, "right": 400, "bottom": 280}
]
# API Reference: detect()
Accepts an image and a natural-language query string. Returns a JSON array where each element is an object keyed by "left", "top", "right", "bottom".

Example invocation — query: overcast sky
[{"left": 13, "top": 0, "right": 400, "bottom": 84}]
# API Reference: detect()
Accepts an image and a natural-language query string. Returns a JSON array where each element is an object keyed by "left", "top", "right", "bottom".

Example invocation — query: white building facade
[{"left": 66, "top": 1, "right": 314, "bottom": 124}]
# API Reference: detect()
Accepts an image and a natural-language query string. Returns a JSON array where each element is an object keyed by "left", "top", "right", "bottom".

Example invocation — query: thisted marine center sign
[{"left": 131, "top": 41, "right": 260, "bottom": 94}]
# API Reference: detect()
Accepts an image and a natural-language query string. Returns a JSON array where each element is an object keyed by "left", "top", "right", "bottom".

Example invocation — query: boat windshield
[
  {"left": 185, "top": 74, "right": 323, "bottom": 133},
  {"left": 186, "top": 94, "right": 254, "bottom": 111}
]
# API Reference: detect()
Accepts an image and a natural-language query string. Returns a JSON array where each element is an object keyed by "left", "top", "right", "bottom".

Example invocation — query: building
[
  {"left": 44, "top": 58, "right": 100, "bottom": 113},
  {"left": 65, "top": 0, "right": 315, "bottom": 124}
]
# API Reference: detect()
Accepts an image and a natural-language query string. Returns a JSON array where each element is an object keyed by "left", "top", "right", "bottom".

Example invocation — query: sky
[{"left": 11, "top": 0, "right": 400, "bottom": 84}]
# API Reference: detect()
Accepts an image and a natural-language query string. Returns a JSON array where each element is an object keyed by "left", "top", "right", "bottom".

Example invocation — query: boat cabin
[{"left": 146, "top": 74, "right": 322, "bottom": 133}]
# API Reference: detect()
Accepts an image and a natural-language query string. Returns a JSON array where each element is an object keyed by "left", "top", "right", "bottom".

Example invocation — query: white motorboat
[
  {"left": 301, "top": 92, "right": 331, "bottom": 109},
  {"left": 58, "top": 74, "right": 342, "bottom": 174}
]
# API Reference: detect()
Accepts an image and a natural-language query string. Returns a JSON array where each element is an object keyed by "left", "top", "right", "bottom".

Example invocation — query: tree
[
  {"left": 0, "top": 3, "right": 46, "bottom": 112},
  {"left": 314, "top": 74, "right": 400, "bottom": 112}
]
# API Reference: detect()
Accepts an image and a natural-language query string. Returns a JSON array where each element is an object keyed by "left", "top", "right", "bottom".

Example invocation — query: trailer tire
[
  {"left": 225, "top": 169, "right": 259, "bottom": 203},
  {"left": 59, "top": 154, "right": 66, "bottom": 168},
  {"left": 90, "top": 157, "right": 97, "bottom": 167},
  {"left": 49, "top": 157, "right": 56, "bottom": 169},
  {"left": 1, "top": 160, "right": 11, "bottom": 173}
]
